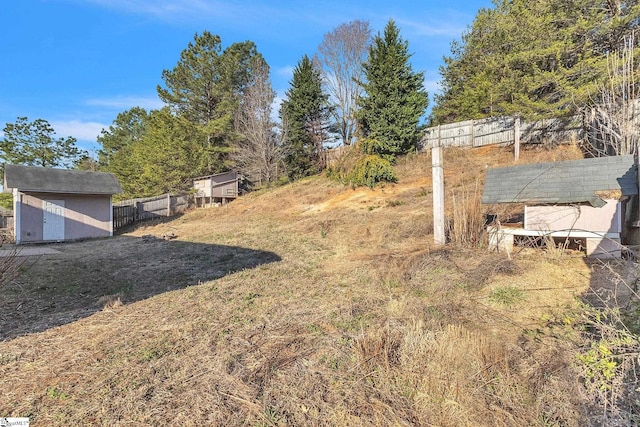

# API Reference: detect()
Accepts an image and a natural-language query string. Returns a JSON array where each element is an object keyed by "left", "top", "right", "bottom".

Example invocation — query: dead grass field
[{"left": 0, "top": 144, "right": 630, "bottom": 426}]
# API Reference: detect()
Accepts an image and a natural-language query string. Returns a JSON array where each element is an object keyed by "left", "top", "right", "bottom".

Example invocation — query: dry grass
[
  {"left": 0, "top": 145, "right": 607, "bottom": 426},
  {"left": 448, "top": 179, "right": 485, "bottom": 248}
]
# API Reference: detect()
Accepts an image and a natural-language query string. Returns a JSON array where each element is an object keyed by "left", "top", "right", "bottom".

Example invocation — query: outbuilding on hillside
[{"left": 193, "top": 171, "right": 240, "bottom": 207}]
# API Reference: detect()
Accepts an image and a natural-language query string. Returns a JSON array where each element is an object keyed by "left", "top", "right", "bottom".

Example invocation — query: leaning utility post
[{"left": 432, "top": 135, "right": 446, "bottom": 246}]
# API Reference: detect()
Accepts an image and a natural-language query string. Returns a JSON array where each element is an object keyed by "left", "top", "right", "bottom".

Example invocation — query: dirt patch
[{"left": 0, "top": 246, "right": 61, "bottom": 257}]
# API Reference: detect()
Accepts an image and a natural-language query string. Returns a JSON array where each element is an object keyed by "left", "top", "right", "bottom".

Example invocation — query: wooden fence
[
  {"left": 0, "top": 207, "right": 13, "bottom": 230},
  {"left": 322, "top": 114, "right": 585, "bottom": 163},
  {"left": 113, "top": 193, "right": 192, "bottom": 231},
  {"left": 420, "top": 114, "right": 584, "bottom": 150},
  {"left": 323, "top": 145, "right": 349, "bottom": 167}
]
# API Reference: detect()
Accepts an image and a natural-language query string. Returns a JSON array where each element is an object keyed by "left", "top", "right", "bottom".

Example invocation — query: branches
[
  {"left": 233, "top": 57, "right": 283, "bottom": 187},
  {"left": 315, "top": 20, "right": 372, "bottom": 146},
  {"left": 584, "top": 33, "right": 639, "bottom": 156}
]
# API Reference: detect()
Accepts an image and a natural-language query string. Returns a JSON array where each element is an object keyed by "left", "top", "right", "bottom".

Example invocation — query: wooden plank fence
[
  {"left": 113, "top": 193, "right": 192, "bottom": 231},
  {"left": 324, "top": 114, "right": 585, "bottom": 164},
  {"left": 420, "top": 114, "right": 583, "bottom": 150},
  {"left": 323, "top": 106, "right": 638, "bottom": 162},
  {"left": 0, "top": 207, "right": 14, "bottom": 230},
  {"left": 323, "top": 145, "right": 348, "bottom": 167}
]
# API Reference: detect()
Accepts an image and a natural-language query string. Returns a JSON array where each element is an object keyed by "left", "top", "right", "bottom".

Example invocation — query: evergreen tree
[
  {"left": 97, "top": 33, "right": 267, "bottom": 199},
  {"left": 97, "top": 107, "right": 148, "bottom": 192},
  {"left": 97, "top": 107, "right": 148, "bottom": 169},
  {"left": 128, "top": 108, "right": 206, "bottom": 197},
  {"left": 430, "top": 7, "right": 504, "bottom": 123},
  {"left": 431, "top": 0, "right": 640, "bottom": 124},
  {"left": 74, "top": 155, "right": 99, "bottom": 171},
  {"left": 356, "top": 20, "right": 428, "bottom": 158},
  {"left": 97, "top": 107, "right": 208, "bottom": 198},
  {"left": 157, "top": 31, "right": 263, "bottom": 174},
  {"left": 280, "top": 55, "right": 332, "bottom": 179},
  {"left": 0, "top": 117, "right": 86, "bottom": 177}
]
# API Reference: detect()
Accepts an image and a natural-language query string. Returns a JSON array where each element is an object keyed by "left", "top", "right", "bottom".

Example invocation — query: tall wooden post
[
  {"left": 514, "top": 115, "right": 521, "bottom": 162},
  {"left": 432, "top": 143, "right": 445, "bottom": 246},
  {"left": 470, "top": 119, "right": 475, "bottom": 147},
  {"left": 209, "top": 178, "right": 213, "bottom": 208}
]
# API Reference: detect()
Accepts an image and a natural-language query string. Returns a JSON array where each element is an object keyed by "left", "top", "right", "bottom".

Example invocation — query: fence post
[
  {"left": 432, "top": 142, "right": 445, "bottom": 246},
  {"left": 514, "top": 115, "right": 521, "bottom": 162},
  {"left": 470, "top": 119, "right": 475, "bottom": 147},
  {"left": 167, "top": 193, "right": 171, "bottom": 217}
]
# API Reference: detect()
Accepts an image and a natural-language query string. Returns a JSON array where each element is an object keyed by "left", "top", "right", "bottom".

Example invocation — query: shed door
[{"left": 43, "top": 200, "right": 65, "bottom": 241}]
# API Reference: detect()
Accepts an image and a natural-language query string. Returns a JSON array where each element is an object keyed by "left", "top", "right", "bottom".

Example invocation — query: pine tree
[
  {"left": 129, "top": 108, "right": 206, "bottom": 197},
  {"left": 157, "top": 31, "right": 262, "bottom": 174},
  {"left": 0, "top": 117, "right": 86, "bottom": 178},
  {"left": 97, "top": 107, "right": 148, "bottom": 192},
  {"left": 97, "top": 107, "right": 208, "bottom": 198},
  {"left": 431, "top": 0, "right": 640, "bottom": 124},
  {"left": 356, "top": 20, "right": 428, "bottom": 158},
  {"left": 280, "top": 55, "right": 332, "bottom": 180}
]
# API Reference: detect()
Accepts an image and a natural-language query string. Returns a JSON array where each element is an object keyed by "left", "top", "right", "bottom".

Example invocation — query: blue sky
[{"left": 0, "top": 0, "right": 493, "bottom": 155}]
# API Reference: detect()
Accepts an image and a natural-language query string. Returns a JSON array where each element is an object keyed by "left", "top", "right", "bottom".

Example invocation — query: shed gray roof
[
  {"left": 4, "top": 164, "right": 122, "bottom": 195},
  {"left": 481, "top": 155, "right": 637, "bottom": 207}
]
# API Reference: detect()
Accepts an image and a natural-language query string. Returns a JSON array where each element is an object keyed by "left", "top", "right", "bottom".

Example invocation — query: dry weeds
[{"left": 0, "top": 145, "right": 611, "bottom": 426}]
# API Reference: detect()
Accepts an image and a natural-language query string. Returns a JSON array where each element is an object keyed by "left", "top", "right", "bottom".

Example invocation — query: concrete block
[
  {"left": 586, "top": 237, "right": 622, "bottom": 258},
  {"left": 488, "top": 228, "right": 514, "bottom": 254}
]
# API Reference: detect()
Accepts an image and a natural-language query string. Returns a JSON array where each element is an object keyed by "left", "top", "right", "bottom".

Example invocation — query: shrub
[
  {"left": 347, "top": 154, "right": 397, "bottom": 188},
  {"left": 360, "top": 137, "right": 383, "bottom": 155},
  {"left": 0, "top": 193, "right": 12, "bottom": 210},
  {"left": 327, "top": 149, "right": 397, "bottom": 189},
  {"left": 360, "top": 137, "right": 397, "bottom": 163},
  {"left": 325, "top": 144, "right": 359, "bottom": 184}
]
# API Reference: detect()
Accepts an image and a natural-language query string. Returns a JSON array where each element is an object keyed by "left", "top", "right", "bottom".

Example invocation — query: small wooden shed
[
  {"left": 4, "top": 164, "right": 122, "bottom": 244},
  {"left": 193, "top": 171, "right": 239, "bottom": 207},
  {"left": 482, "top": 155, "right": 639, "bottom": 257}
]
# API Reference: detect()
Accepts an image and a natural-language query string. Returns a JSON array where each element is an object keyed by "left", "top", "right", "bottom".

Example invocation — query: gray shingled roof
[
  {"left": 481, "top": 155, "right": 637, "bottom": 207},
  {"left": 4, "top": 164, "right": 122, "bottom": 195}
]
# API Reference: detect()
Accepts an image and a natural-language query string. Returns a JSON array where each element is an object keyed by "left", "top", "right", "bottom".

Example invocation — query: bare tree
[
  {"left": 315, "top": 20, "right": 372, "bottom": 146},
  {"left": 584, "top": 33, "right": 640, "bottom": 156},
  {"left": 233, "top": 57, "right": 283, "bottom": 186}
]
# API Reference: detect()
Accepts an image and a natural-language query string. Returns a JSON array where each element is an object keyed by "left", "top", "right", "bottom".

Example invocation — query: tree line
[
  {"left": 0, "top": 19, "right": 427, "bottom": 199},
  {"left": 3, "top": 1, "right": 638, "bottom": 199},
  {"left": 431, "top": 0, "right": 640, "bottom": 124}
]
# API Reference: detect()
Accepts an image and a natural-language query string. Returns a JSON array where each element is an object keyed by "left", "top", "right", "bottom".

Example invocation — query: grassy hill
[{"left": 1, "top": 144, "right": 635, "bottom": 426}]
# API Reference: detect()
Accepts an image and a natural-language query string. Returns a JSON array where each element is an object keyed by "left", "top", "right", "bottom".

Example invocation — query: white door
[{"left": 43, "top": 199, "right": 65, "bottom": 241}]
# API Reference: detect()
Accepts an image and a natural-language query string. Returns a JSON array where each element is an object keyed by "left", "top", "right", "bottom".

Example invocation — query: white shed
[
  {"left": 4, "top": 165, "right": 122, "bottom": 244},
  {"left": 482, "top": 155, "right": 639, "bottom": 258}
]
